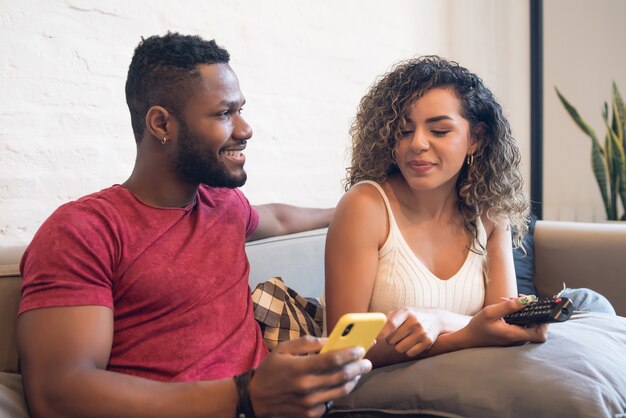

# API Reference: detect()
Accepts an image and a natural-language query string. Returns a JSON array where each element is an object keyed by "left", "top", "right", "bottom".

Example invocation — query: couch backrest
[
  {"left": 245, "top": 228, "right": 327, "bottom": 297},
  {"left": 4, "top": 221, "right": 624, "bottom": 371},
  {"left": 534, "top": 220, "right": 626, "bottom": 316},
  {"left": 0, "top": 247, "right": 24, "bottom": 373}
]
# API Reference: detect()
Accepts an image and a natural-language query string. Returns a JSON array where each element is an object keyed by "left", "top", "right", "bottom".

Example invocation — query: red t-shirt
[{"left": 19, "top": 185, "right": 268, "bottom": 382}]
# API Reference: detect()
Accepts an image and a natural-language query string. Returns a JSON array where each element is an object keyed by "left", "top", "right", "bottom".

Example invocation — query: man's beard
[{"left": 174, "top": 121, "right": 247, "bottom": 188}]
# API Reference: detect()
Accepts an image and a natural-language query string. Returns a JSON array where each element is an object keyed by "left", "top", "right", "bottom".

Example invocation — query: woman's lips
[{"left": 408, "top": 160, "right": 435, "bottom": 172}]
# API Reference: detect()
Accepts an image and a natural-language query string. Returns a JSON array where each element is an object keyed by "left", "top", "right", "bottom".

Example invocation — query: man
[{"left": 17, "top": 32, "right": 371, "bottom": 418}]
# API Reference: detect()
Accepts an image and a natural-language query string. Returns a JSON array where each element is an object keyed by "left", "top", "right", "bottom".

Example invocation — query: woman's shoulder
[
  {"left": 335, "top": 181, "right": 389, "bottom": 224},
  {"left": 331, "top": 181, "right": 390, "bottom": 247},
  {"left": 344, "top": 180, "right": 396, "bottom": 213}
]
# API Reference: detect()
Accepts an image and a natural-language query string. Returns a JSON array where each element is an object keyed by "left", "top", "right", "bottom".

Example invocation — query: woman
[{"left": 325, "top": 56, "right": 547, "bottom": 368}]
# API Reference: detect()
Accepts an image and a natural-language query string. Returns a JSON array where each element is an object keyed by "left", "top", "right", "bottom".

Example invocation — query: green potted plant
[{"left": 555, "top": 83, "right": 626, "bottom": 220}]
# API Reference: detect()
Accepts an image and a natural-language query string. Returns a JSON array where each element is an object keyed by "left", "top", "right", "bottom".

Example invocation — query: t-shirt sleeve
[
  {"left": 234, "top": 189, "right": 259, "bottom": 238},
  {"left": 19, "top": 202, "right": 117, "bottom": 315}
]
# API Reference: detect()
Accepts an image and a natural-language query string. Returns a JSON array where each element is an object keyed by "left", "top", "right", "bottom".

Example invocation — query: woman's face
[{"left": 394, "top": 87, "right": 478, "bottom": 193}]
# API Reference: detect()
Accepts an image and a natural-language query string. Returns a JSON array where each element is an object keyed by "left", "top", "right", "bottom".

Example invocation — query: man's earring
[
  {"left": 161, "top": 137, "right": 168, "bottom": 145},
  {"left": 466, "top": 153, "right": 474, "bottom": 166}
]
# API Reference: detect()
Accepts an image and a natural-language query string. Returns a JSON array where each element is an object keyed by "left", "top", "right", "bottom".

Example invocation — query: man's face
[{"left": 173, "top": 63, "right": 252, "bottom": 188}]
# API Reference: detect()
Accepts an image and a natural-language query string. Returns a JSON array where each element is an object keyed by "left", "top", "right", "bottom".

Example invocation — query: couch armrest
[{"left": 534, "top": 220, "right": 626, "bottom": 316}]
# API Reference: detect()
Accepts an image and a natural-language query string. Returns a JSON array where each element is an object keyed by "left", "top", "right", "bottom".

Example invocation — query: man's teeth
[{"left": 223, "top": 150, "right": 242, "bottom": 157}]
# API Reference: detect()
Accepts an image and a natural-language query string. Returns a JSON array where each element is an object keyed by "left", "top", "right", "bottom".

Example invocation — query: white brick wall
[{"left": 0, "top": 0, "right": 529, "bottom": 246}]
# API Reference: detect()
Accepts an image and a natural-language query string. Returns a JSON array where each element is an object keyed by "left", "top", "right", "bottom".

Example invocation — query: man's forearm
[
  {"left": 269, "top": 204, "right": 334, "bottom": 234},
  {"left": 250, "top": 204, "right": 335, "bottom": 241},
  {"left": 25, "top": 368, "right": 238, "bottom": 418}
]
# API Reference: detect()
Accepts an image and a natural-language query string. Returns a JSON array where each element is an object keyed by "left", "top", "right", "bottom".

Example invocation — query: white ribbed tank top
[{"left": 361, "top": 181, "right": 487, "bottom": 315}]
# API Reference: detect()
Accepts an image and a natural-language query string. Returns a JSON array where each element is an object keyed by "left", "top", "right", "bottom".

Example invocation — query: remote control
[{"left": 503, "top": 297, "right": 573, "bottom": 325}]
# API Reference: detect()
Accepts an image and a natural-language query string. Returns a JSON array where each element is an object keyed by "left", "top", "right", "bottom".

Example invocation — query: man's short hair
[{"left": 125, "top": 32, "right": 230, "bottom": 142}]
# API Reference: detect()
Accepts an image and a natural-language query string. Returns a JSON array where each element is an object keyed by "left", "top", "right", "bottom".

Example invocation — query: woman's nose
[{"left": 410, "top": 130, "right": 429, "bottom": 152}]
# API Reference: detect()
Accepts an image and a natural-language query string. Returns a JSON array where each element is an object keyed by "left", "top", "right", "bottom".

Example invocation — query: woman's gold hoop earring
[
  {"left": 161, "top": 137, "right": 168, "bottom": 145},
  {"left": 466, "top": 153, "right": 474, "bottom": 166}
]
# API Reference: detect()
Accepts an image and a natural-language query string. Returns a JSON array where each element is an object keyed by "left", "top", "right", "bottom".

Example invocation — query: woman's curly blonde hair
[{"left": 346, "top": 56, "right": 529, "bottom": 248}]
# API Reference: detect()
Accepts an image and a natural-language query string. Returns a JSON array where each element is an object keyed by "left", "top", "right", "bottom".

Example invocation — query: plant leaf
[
  {"left": 611, "top": 84, "right": 626, "bottom": 219},
  {"left": 556, "top": 87, "right": 611, "bottom": 217},
  {"left": 555, "top": 87, "right": 604, "bottom": 150},
  {"left": 603, "top": 100, "right": 626, "bottom": 221},
  {"left": 613, "top": 82, "right": 625, "bottom": 140},
  {"left": 619, "top": 170, "right": 626, "bottom": 220},
  {"left": 591, "top": 139, "right": 612, "bottom": 218},
  {"left": 608, "top": 133, "right": 618, "bottom": 220}
]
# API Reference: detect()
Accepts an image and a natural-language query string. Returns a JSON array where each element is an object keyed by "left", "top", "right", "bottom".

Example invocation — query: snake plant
[{"left": 556, "top": 83, "right": 626, "bottom": 220}]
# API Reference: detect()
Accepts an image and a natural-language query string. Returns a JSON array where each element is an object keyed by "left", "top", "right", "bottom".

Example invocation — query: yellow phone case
[{"left": 320, "top": 312, "right": 387, "bottom": 354}]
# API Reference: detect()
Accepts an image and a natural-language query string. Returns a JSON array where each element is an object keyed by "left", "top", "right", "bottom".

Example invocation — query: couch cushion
[
  {"left": 330, "top": 312, "right": 626, "bottom": 417},
  {"left": 513, "top": 215, "right": 538, "bottom": 296},
  {"left": 0, "top": 373, "right": 28, "bottom": 418}
]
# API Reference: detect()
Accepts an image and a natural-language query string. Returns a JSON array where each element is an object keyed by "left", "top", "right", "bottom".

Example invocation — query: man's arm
[
  {"left": 18, "top": 306, "right": 240, "bottom": 418},
  {"left": 18, "top": 306, "right": 370, "bottom": 418},
  {"left": 248, "top": 204, "right": 334, "bottom": 241}
]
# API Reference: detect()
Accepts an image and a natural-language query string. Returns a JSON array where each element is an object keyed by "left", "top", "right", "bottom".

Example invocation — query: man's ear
[{"left": 145, "top": 106, "right": 175, "bottom": 142}]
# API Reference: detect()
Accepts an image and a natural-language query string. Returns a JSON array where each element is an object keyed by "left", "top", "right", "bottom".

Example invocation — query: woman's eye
[
  {"left": 400, "top": 130, "right": 414, "bottom": 137},
  {"left": 432, "top": 130, "right": 449, "bottom": 136}
]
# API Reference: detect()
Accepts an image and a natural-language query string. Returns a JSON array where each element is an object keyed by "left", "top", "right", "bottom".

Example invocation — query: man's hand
[
  {"left": 379, "top": 307, "right": 443, "bottom": 357},
  {"left": 249, "top": 336, "right": 372, "bottom": 418}
]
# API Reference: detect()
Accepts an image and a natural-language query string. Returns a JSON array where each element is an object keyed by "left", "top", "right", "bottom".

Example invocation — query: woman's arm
[
  {"left": 417, "top": 297, "right": 548, "bottom": 358},
  {"left": 483, "top": 217, "right": 519, "bottom": 306},
  {"left": 324, "top": 184, "right": 388, "bottom": 332}
]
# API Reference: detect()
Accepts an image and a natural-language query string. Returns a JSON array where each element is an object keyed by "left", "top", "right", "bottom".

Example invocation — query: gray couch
[{"left": 2, "top": 220, "right": 626, "bottom": 417}]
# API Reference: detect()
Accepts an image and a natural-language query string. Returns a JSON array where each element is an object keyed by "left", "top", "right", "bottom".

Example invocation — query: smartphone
[{"left": 320, "top": 312, "right": 387, "bottom": 354}]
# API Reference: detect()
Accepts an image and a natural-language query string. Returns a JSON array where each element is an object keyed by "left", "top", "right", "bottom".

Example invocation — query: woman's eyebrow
[{"left": 424, "top": 115, "right": 454, "bottom": 123}]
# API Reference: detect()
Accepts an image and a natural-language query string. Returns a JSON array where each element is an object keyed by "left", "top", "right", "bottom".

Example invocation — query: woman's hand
[
  {"left": 379, "top": 307, "right": 444, "bottom": 357},
  {"left": 458, "top": 296, "right": 549, "bottom": 348}
]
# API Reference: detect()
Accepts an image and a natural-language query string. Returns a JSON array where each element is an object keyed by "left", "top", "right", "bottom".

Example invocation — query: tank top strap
[{"left": 355, "top": 180, "right": 399, "bottom": 230}]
